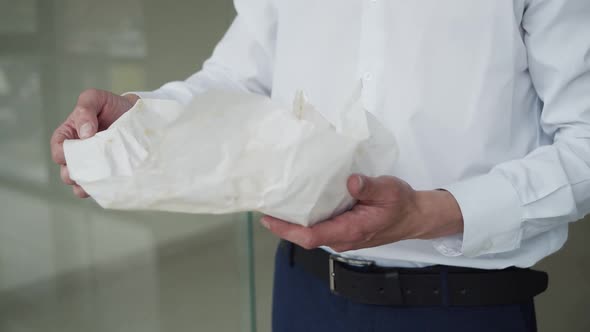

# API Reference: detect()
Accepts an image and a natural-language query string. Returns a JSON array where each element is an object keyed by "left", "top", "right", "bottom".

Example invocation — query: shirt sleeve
[
  {"left": 435, "top": 0, "right": 590, "bottom": 258},
  {"left": 126, "top": 0, "right": 277, "bottom": 104}
]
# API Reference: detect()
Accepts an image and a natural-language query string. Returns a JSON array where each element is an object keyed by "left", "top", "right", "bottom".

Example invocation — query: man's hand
[
  {"left": 50, "top": 89, "right": 139, "bottom": 198},
  {"left": 260, "top": 175, "right": 464, "bottom": 252}
]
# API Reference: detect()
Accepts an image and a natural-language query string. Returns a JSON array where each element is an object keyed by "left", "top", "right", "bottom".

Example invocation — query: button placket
[{"left": 358, "top": 0, "right": 383, "bottom": 113}]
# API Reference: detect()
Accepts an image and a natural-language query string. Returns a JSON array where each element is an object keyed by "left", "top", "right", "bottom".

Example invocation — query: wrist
[{"left": 413, "top": 189, "right": 464, "bottom": 239}]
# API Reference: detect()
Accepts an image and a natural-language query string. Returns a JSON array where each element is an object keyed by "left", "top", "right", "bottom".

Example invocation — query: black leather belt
[{"left": 280, "top": 241, "right": 548, "bottom": 306}]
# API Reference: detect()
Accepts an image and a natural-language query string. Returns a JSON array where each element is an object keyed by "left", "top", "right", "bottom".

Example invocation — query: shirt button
[{"left": 363, "top": 72, "right": 373, "bottom": 81}]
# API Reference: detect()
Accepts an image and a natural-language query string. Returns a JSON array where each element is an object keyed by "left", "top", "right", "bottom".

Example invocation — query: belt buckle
[{"left": 329, "top": 254, "right": 375, "bottom": 295}]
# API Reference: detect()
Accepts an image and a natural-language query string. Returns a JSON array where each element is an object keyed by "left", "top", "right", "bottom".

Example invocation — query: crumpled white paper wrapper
[{"left": 64, "top": 89, "right": 398, "bottom": 226}]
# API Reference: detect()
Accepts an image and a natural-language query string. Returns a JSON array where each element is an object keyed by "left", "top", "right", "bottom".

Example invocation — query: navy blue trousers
[{"left": 272, "top": 244, "right": 538, "bottom": 332}]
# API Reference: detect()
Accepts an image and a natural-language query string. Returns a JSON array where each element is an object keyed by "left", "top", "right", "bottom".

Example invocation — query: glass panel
[
  {"left": 253, "top": 212, "right": 279, "bottom": 332},
  {"left": 0, "top": 0, "right": 37, "bottom": 33},
  {"left": 0, "top": 189, "right": 252, "bottom": 332},
  {"left": 61, "top": 0, "right": 146, "bottom": 57},
  {"left": 0, "top": 1, "right": 255, "bottom": 332},
  {"left": 0, "top": 56, "right": 47, "bottom": 184}
]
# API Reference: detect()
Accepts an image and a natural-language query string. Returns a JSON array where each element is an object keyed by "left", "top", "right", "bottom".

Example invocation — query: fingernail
[
  {"left": 79, "top": 123, "right": 93, "bottom": 139},
  {"left": 357, "top": 175, "right": 365, "bottom": 191},
  {"left": 260, "top": 217, "right": 270, "bottom": 229}
]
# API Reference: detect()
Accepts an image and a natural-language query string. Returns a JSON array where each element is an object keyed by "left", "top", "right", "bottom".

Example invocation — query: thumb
[
  {"left": 348, "top": 174, "right": 407, "bottom": 202},
  {"left": 75, "top": 115, "right": 98, "bottom": 139},
  {"left": 71, "top": 89, "right": 107, "bottom": 139},
  {"left": 347, "top": 174, "right": 387, "bottom": 202}
]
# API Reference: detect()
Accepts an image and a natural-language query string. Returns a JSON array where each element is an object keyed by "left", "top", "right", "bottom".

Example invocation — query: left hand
[{"left": 260, "top": 174, "right": 464, "bottom": 252}]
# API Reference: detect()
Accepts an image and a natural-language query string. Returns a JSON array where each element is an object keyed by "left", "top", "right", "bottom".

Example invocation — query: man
[{"left": 50, "top": 1, "right": 590, "bottom": 331}]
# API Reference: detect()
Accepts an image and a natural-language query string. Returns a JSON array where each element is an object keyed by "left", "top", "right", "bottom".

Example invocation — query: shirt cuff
[{"left": 435, "top": 172, "right": 524, "bottom": 258}]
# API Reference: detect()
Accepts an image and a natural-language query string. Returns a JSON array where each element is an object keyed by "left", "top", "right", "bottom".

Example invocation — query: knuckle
[
  {"left": 50, "top": 126, "right": 64, "bottom": 144},
  {"left": 50, "top": 147, "right": 58, "bottom": 163},
  {"left": 50, "top": 128, "right": 59, "bottom": 143},
  {"left": 378, "top": 175, "right": 396, "bottom": 187},
  {"left": 60, "top": 166, "right": 73, "bottom": 184},
  {"left": 79, "top": 88, "right": 100, "bottom": 101},
  {"left": 388, "top": 182, "right": 403, "bottom": 199},
  {"left": 51, "top": 146, "right": 62, "bottom": 164},
  {"left": 50, "top": 124, "right": 73, "bottom": 164},
  {"left": 60, "top": 166, "right": 67, "bottom": 181},
  {"left": 73, "top": 186, "right": 87, "bottom": 198},
  {"left": 74, "top": 105, "right": 92, "bottom": 118}
]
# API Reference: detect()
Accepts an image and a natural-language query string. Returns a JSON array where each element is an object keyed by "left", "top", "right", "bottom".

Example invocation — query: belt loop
[{"left": 440, "top": 266, "right": 450, "bottom": 307}]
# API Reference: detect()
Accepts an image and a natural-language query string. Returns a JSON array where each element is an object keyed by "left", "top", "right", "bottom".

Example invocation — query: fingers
[
  {"left": 261, "top": 212, "right": 366, "bottom": 250},
  {"left": 51, "top": 120, "right": 91, "bottom": 199},
  {"left": 261, "top": 216, "right": 318, "bottom": 249},
  {"left": 306, "top": 213, "right": 366, "bottom": 248},
  {"left": 50, "top": 131, "right": 66, "bottom": 165},
  {"left": 62, "top": 165, "right": 89, "bottom": 198},
  {"left": 50, "top": 121, "right": 77, "bottom": 165},
  {"left": 72, "top": 185, "right": 89, "bottom": 198},
  {"left": 260, "top": 176, "right": 413, "bottom": 252},
  {"left": 50, "top": 89, "right": 108, "bottom": 164},
  {"left": 50, "top": 88, "right": 123, "bottom": 201},
  {"left": 60, "top": 165, "right": 75, "bottom": 185}
]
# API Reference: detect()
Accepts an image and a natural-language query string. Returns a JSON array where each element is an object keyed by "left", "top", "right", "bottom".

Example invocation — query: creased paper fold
[{"left": 64, "top": 89, "right": 397, "bottom": 226}]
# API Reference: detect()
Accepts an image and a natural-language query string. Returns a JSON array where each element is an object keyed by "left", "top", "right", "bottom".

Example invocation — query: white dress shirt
[{"left": 131, "top": 0, "right": 590, "bottom": 269}]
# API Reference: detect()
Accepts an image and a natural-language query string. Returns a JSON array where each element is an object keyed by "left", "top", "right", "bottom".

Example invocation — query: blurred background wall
[
  {"left": 0, "top": 1, "right": 588, "bottom": 331},
  {"left": 0, "top": 1, "right": 257, "bottom": 331}
]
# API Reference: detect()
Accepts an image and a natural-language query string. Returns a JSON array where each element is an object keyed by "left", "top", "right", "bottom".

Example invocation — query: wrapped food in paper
[{"left": 64, "top": 89, "right": 398, "bottom": 226}]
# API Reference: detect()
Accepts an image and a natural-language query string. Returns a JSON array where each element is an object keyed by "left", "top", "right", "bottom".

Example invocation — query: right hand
[{"left": 50, "top": 89, "right": 139, "bottom": 198}]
